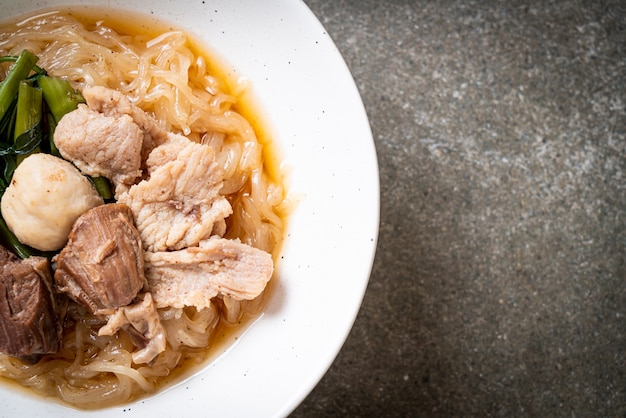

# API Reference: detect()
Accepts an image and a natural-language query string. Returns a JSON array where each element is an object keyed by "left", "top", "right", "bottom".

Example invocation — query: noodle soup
[{"left": 0, "top": 7, "right": 287, "bottom": 409}]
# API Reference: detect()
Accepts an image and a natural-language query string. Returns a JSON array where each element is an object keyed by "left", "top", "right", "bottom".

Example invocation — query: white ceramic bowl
[{"left": 0, "top": 1, "right": 379, "bottom": 416}]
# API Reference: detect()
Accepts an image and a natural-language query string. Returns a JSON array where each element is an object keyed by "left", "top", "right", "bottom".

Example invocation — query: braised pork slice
[
  {"left": 144, "top": 237, "right": 273, "bottom": 309},
  {"left": 118, "top": 139, "right": 232, "bottom": 252},
  {"left": 54, "top": 104, "right": 143, "bottom": 187},
  {"left": 54, "top": 203, "right": 146, "bottom": 315},
  {"left": 0, "top": 246, "right": 61, "bottom": 362},
  {"left": 99, "top": 293, "right": 166, "bottom": 364},
  {"left": 83, "top": 86, "right": 170, "bottom": 157}
]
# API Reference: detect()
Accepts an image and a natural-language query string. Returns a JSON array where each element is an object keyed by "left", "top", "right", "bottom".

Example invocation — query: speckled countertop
[{"left": 293, "top": 1, "right": 625, "bottom": 416}]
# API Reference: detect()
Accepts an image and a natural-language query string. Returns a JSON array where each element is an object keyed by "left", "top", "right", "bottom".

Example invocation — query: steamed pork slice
[
  {"left": 54, "top": 104, "right": 143, "bottom": 187},
  {"left": 144, "top": 237, "right": 274, "bottom": 309},
  {"left": 0, "top": 246, "right": 61, "bottom": 361},
  {"left": 54, "top": 204, "right": 146, "bottom": 315},
  {"left": 83, "top": 86, "right": 170, "bottom": 157},
  {"left": 118, "top": 139, "right": 232, "bottom": 252},
  {"left": 99, "top": 293, "right": 166, "bottom": 364}
]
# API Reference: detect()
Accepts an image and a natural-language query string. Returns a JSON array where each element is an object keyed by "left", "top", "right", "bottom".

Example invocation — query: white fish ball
[{"left": 1, "top": 153, "right": 104, "bottom": 251}]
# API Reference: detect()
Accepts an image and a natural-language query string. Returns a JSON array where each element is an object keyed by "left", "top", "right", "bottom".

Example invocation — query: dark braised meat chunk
[
  {"left": 54, "top": 203, "right": 146, "bottom": 315},
  {"left": 0, "top": 246, "right": 61, "bottom": 362}
]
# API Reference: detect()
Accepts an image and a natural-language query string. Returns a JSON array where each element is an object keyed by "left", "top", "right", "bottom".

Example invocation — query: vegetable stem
[
  {"left": 46, "top": 112, "right": 61, "bottom": 157},
  {"left": 38, "top": 75, "right": 85, "bottom": 123},
  {"left": 89, "top": 176, "right": 113, "bottom": 200},
  {"left": 0, "top": 55, "right": 46, "bottom": 76},
  {"left": 0, "top": 50, "right": 39, "bottom": 122},
  {"left": 15, "top": 81, "right": 42, "bottom": 139},
  {"left": 14, "top": 81, "right": 42, "bottom": 164}
]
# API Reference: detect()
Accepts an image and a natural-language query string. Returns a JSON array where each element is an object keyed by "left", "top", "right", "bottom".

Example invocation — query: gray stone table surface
[{"left": 292, "top": 0, "right": 625, "bottom": 416}]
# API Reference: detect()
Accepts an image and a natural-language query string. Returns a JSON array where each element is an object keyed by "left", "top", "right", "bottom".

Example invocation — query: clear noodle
[{"left": 0, "top": 10, "right": 288, "bottom": 409}]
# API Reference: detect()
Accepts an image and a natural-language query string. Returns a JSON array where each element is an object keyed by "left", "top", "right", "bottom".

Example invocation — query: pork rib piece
[
  {"left": 145, "top": 237, "right": 273, "bottom": 309},
  {"left": 54, "top": 203, "right": 146, "bottom": 315},
  {"left": 0, "top": 246, "right": 61, "bottom": 362}
]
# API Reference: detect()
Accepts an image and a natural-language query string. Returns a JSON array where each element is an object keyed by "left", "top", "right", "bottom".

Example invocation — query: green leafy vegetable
[
  {"left": 0, "top": 216, "right": 35, "bottom": 259},
  {"left": 0, "top": 50, "right": 40, "bottom": 122},
  {"left": 38, "top": 75, "right": 85, "bottom": 123},
  {"left": 89, "top": 176, "right": 114, "bottom": 200},
  {"left": 0, "top": 50, "right": 112, "bottom": 258},
  {"left": 14, "top": 81, "right": 43, "bottom": 164}
]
